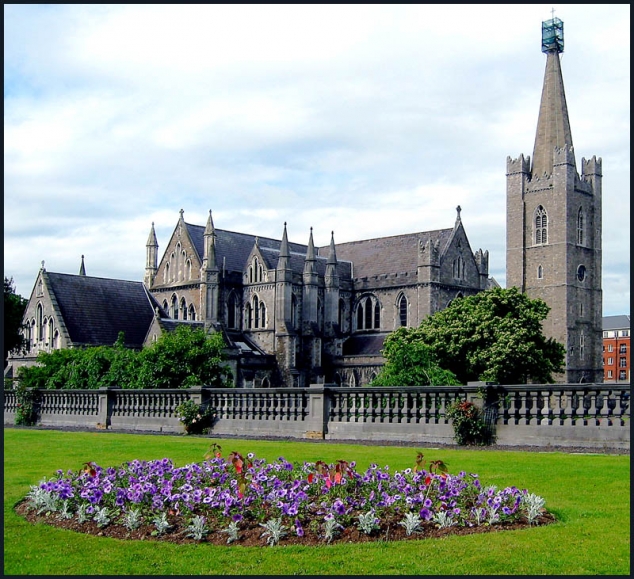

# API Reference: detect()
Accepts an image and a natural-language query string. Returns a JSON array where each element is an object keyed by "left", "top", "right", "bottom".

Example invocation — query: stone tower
[{"left": 506, "top": 17, "right": 603, "bottom": 383}]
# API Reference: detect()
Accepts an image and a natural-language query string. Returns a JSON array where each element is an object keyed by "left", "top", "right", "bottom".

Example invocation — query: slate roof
[
  {"left": 603, "top": 315, "right": 630, "bottom": 331},
  {"left": 342, "top": 333, "right": 388, "bottom": 357},
  {"left": 186, "top": 223, "right": 352, "bottom": 279},
  {"left": 46, "top": 272, "right": 160, "bottom": 348},
  {"left": 325, "top": 229, "right": 453, "bottom": 279}
]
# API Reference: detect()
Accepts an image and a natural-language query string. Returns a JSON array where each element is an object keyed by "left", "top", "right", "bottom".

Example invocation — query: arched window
[
  {"left": 260, "top": 301, "right": 266, "bottom": 329},
  {"left": 47, "top": 318, "right": 53, "bottom": 346},
  {"left": 180, "top": 297, "right": 187, "bottom": 320},
  {"left": 227, "top": 293, "right": 238, "bottom": 329},
  {"left": 374, "top": 301, "right": 381, "bottom": 329},
  {"left": 162, "top": 300, "right": 168, "bottom": 312},
  {"left": 171, "top": 295, "right": 178, "bottom": 319},
  {"left": 53, "top": 330, "right": 60, "bottom": 349},
  {"left": 261, "top": 377, "right": 270, "bottom": 388},
  {"left": 291, "top": 295, "right": 297, "bottom": 329},
  {"left": 186, "top": 259, "right": 192, "bottom": 280},
  {"left": 164, "top": 263, "right": 170, "bottom": 284},
  {"left": 579, "top": 331, "right": 585, "bottom": 361},
  {"left": 537, "top": 264, "right": 543, "bottom": 279},
  {"left": 37, "top": 304, "right": 44, "bottom": 341},
  {"left": 253, "top": 295, "right": 259, "bottom": 328},
  {"left": 364, "top": 297, "right": 373, "bottom": 329},
  {"left": 248, "top": 265, "right": 253, "bottom": 284},
  {"left": 535, "top": 205, "right": 548, "bottom": 245},
  {"left": 30, "top": 320, "right": 36, "bottom": 348},
  {"left": 188, "top": 304, "right": 196, "bottom": 321},
  {"left": 577, "top": 207, "right": 585, "bottom": 246},
  {"left": 398, "top": 294, "right": 408, "bottom": 327},
  {"left": 452, "top": 256, "right": 465, "bottom": 280},
  {"left": 245, "top": 303, "right": 252, "bottom": 329},
  {"left": 356, "top": 295, "right": 380, "bottom": 330}
]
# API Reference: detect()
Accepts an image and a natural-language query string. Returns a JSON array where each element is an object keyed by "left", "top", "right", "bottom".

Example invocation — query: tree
[
  {"left": 4, "top": 277, "right": 28, "bottom": 366},
  {"left": 411, "top": 287, "right": 566, "bottom": 385},
  {"left": 371, "top": 327, "right": 460, "bottom": 386},
  {"left": 133, "top": 326, "right": 232, "bottom": 389}
]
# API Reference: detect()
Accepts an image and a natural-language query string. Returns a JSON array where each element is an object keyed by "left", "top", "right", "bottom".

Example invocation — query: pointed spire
[
  {"left": 279, "top": 222, "right": 289, "bottom": 258},
  {"left": 327, "top": 231, "right": 337, "bottom": 265},
  {"left": 306, "top": 227, "right": 315, "bottom": 261},
  {"left": 146, "top": 222, "right": 158, "bottom": 247},
  {"left": 531, "top": 48, "right": 574, "bottom": 177},
  {"left": 204, "top": 210, "right": 215, "bottom": 235},
  {"left": 79, "top": 255, "right": 86, "bottom": 276}
]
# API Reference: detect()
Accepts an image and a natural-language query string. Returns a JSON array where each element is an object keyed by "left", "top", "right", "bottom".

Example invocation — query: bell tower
[{"left": 506, "top": 16, "right": 603, "bottom": 383}]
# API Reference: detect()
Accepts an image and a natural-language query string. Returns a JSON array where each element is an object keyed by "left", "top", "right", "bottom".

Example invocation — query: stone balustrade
[{"left": 3, "top": 383, "right": 630, "bottom": 449}]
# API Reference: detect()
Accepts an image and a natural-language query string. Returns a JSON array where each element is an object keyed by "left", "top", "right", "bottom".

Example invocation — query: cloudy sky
[{"left": 4, "top": 4, "right": 630, "bottom": 316}]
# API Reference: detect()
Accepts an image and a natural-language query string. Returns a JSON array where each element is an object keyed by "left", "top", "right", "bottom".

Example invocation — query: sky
[{"left": 4, "top": 4, "right": 630, "bottom": 316}]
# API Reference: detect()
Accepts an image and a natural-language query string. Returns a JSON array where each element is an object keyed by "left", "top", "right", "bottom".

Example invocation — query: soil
[{"left": 14, "top": 500, "right": 556, "bottom": 547}]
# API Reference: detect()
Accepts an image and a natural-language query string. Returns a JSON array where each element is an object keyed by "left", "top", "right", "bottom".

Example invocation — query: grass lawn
[{"left": 3, "top": 428, "right": 630, "bottom": 575}]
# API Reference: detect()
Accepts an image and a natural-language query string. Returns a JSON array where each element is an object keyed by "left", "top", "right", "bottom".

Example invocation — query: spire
[
  {"left": 277, "top": 222, "right": 290, "bottom": 273},
  {"left": 203, "top": 210, "right": 217, "bottom": 270},
  {"left": 327, "top": 231, "right": 337, "bottom": 265},
  {"left": 79, "top": 255, "right": 86, "bottom": 276},
  {"left": 531, "top": 18, "right": 574, "bottom": 177},
  {"left": 306, "top": 227, "right": 315, "bottom": 261},
  {"left": 146, "top": 222, "right": 158, "bottom": 247},
  {"left": 304, "top": 227, "right": 317, "bottom": 278}
]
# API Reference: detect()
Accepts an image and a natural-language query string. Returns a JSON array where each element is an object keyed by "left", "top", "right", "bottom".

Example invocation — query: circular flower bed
[{"left": 16, "top": 448, "right": 554, "bottom": 546}]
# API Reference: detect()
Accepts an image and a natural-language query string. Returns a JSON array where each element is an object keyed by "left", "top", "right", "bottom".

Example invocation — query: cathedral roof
[
  {"left": 531, "top": 50, "right": 574, "bottom": 177},
  {"left": 44, "top": 272, "right": 159, "bottom": 348},
  {"left": 328, "top": 229, "right": 453, "bottom": 280},
  {"left": 342, "top": 333, "right": 388, "bottom": 357}
]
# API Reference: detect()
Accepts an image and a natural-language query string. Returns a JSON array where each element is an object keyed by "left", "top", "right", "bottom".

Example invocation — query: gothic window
[
  {"left": 37, "top": 304, "right": 44, "bottom": 341},
  {"left": 291, "top": 295, "right": 297, "bottom": 329},
  {"left": 188, "top": 304, "right": 196, "bottom": 321},
  {"left": 186, "top": 259, "right": 192, "bottom": 280},
  {"left": 253, "top": 295, "right": 259, "bottom": 328},
  {"left": 534, "top": 205, "right": 548, "bottom": 245},
  {"left": 453, "top": 256, "right": 465, "bottom": 280},
  {"left": 53, "top": 330, "right": 60, "bottom": 349},
  {"left": 356, "top": 295, "right": 380, "bottom": 331},
  {"left": 164, "top": 263, "right": 170, "bottom": 284},
  {"left": 579, "top": 302, "right": 584, "bottom": 317},
  {"left": 170, "top": 295, "right": 178, "bottom": 319},
  {"left": 260, "top": 301, "right": 266, "bottom": 329},
  {"left": 47, "top": 318, "right": 53, "bottom": 346},
  {"left": 227, "top": 293, "right": 238, "bottom": 329},
  {"left": 175, "top": 243, "right": 181, "bottom": 281},
  {"left": 180, "top": 298, "right": 187, "bottom": 320},
  {"left": 162, "top": 300, "right": 168, "bottom": 312},
  {"left": 537, "top": 265, "right": 543, "bottom": 279},
  {"left": 30, "top": 320, "right": 36, "bottom": 348},
  {"left": 245, "top": 303, "right": 253, "bottom": 329},
  {"left": 398, "top": 294, "right": 408, "bottom": 327},
  {"left": 577, "top": 207, "right": 584, "bottom": 246},
  {"left": 248, "top": 265, "right": 253, "bottom": 284}
]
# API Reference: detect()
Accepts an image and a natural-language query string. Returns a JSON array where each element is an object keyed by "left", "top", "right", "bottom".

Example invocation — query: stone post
[
  {"left": 97, "top": 387, "right": 111, "bottom": 430},
  {"left": 304, "top": 384, "right": 329, "bottom": 439}
]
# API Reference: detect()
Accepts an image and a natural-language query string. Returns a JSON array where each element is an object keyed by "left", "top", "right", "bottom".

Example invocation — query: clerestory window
[{"left": 534, "top": 205, "right": 548, "bottom": 245}]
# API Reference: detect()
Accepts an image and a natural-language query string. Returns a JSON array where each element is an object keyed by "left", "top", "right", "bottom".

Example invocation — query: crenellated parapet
[
  {"left": 474, "top": 249, "right": 489, "bottom": 275},
  {"left": 506, "top": 154, "right": 531, "bottom": 175},
  {"left": 552, "top": 145, "right": 576, "bottom": 168},
  {"left": 581, "top": 156, "right": 602, "bottom": 178}
]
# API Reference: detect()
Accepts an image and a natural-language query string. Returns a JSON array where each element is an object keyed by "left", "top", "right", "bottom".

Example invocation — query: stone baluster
[{"left": 599, "top": 390, "right": 612, "bottom": 427}]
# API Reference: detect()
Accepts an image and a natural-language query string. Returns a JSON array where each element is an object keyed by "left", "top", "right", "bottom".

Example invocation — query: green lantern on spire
[{"left": 542, "top": 16, "right": 564, "bottom": 53}]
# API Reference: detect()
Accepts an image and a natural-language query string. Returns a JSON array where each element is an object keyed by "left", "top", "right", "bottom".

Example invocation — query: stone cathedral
[{"left": 7, "top": 17, "right": 603, "bottom": 386}]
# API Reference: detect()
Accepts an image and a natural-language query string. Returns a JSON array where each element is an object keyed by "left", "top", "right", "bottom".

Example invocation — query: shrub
[
  {"left": 14, "top": 383, "right": 37, "bottom": 426},
  {"left": 446, "top": 400, "right": 494, "bottom": 446},
  {"left": 175, "top": 399, "right": 215, "bottom": 434}
]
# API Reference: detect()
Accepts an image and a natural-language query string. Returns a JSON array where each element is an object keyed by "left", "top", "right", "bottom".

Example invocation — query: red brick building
[{"left": 603, "top": 315, "right": 630, "bottom": 383}]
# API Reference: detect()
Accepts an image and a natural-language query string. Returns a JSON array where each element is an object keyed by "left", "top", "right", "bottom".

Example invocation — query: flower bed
[{"left": 15, "top": 447, "right": 554, "bottom": 546}]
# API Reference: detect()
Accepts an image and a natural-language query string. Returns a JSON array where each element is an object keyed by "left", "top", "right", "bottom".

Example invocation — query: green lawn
[{"left": 3, "top": 428, "right": 630, "bottom": 575}]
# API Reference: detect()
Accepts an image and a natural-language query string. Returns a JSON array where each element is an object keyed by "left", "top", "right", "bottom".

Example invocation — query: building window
[
  {"left": 253, "top": 296, "right": 259, "bottom": 328},
  {"left": 608, "top": 344, "right": 613, "bottom": 352},
  {"left": 53, "top": 330, "right": 60, "bottom": 349},
  {"left": 164, "top": 263, "right": 170, "bottom": 284},
  {"left": 537, "top": 265, "right": 543, "bottom": 279},
  {"left": 619, "top": 370, "right": 627, "bottom": 380},
  {"left": 356, "top": 296, "right": 380, "bottom": 331},
  {"left": 170, "top": 295, "right": 178, "bottom": 319},
  {"left": 619, "top": 344, "right": 627, "bottom": 354},
  {"left": 579, "top": 302, "right": 584, "bottom": 317},
  {"left": 37, "top": 304, "right": 44, "bottom": 341},
  {"left": 398, "top": 294, "right": 408, "bottom": 327},
  {"left": 619, "top": 358, "right": 627, "bottom": 368},
  {"left": 453, "top": 256, "right": 465, "bottom": 280},
  {"left": 338, "top": 299, "right": 345, "bottom": 330},
  {"left": 260, "top": 302, "right": 266, "bottom": 329},
  {"left": 607, "top": 370, "right": 613, "bottom": 379},
  {"left": 577, "top": 265, "right": 586, "bottom": 282},
  {"left": 621, "top": 330, "right": 630, "bottom": 337},
  {"left": 577, "top": 207, "right": 585, "bottom": 246},
  {"left": 245, "top": 303, "right": 252, "bottom": 329},
  {"left": 186, "top": 259, "right": 192, "bottom": 280},
  {"left": 180, "top": 298, "right": 187, "bottom": 320},
  {"left": 291, "top": 295, "right": 297, "bottom": 329},
  {"left": 188, "top": 304, "right": 196, "bottom": 321},
  {"left": 607, "top": 357, "right": 613, "bottom": 365},
  {"left": 603, "top": 331, "right": 609, "bottom": 338},
  {"left": 534, "top": 205, "right": 548, "bottom": 245}
]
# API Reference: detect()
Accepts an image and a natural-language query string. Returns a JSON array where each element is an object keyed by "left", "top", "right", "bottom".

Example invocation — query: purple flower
[{"left": 419, "top": 508, "right": 432, "bottom": 520}]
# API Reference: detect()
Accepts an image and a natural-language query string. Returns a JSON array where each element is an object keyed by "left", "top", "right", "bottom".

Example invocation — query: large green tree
[
  {"left": 371, "top": 327, "right": 460, "bottom": 386},
  {"left": 408, "top": 287, "right": 565, "bottom": 385},
  {"left": 4, "top": 277, "right": 28, "bottom": 366}
]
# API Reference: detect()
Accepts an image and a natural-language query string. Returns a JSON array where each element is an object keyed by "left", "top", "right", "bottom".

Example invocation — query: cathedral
[
  {"left": 142, "top": 207, "right": 495, "bottom": 387},
  {"left": 6, "top": 17, "right": 603, "bottom": 386}
]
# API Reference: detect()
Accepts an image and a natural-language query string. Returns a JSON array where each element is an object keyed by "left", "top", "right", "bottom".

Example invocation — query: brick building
[{"left": 603, "top": 315, "right": 630, "bottom": 383}]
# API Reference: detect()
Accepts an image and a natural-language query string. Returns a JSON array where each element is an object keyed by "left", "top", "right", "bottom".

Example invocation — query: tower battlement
[
  {"left": 581, "top": 156, "right": 602, "bottom": 177},
  {"left": 552, "top": 145, "right": 576, "bottom": 167},
  {"left": 506, "top": 154, "right": 530, "bottom": 175}
]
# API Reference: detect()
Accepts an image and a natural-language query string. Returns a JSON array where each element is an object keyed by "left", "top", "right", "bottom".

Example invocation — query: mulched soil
[{"left": 14, "top": 500, "right": 556, "bottom": 547}]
